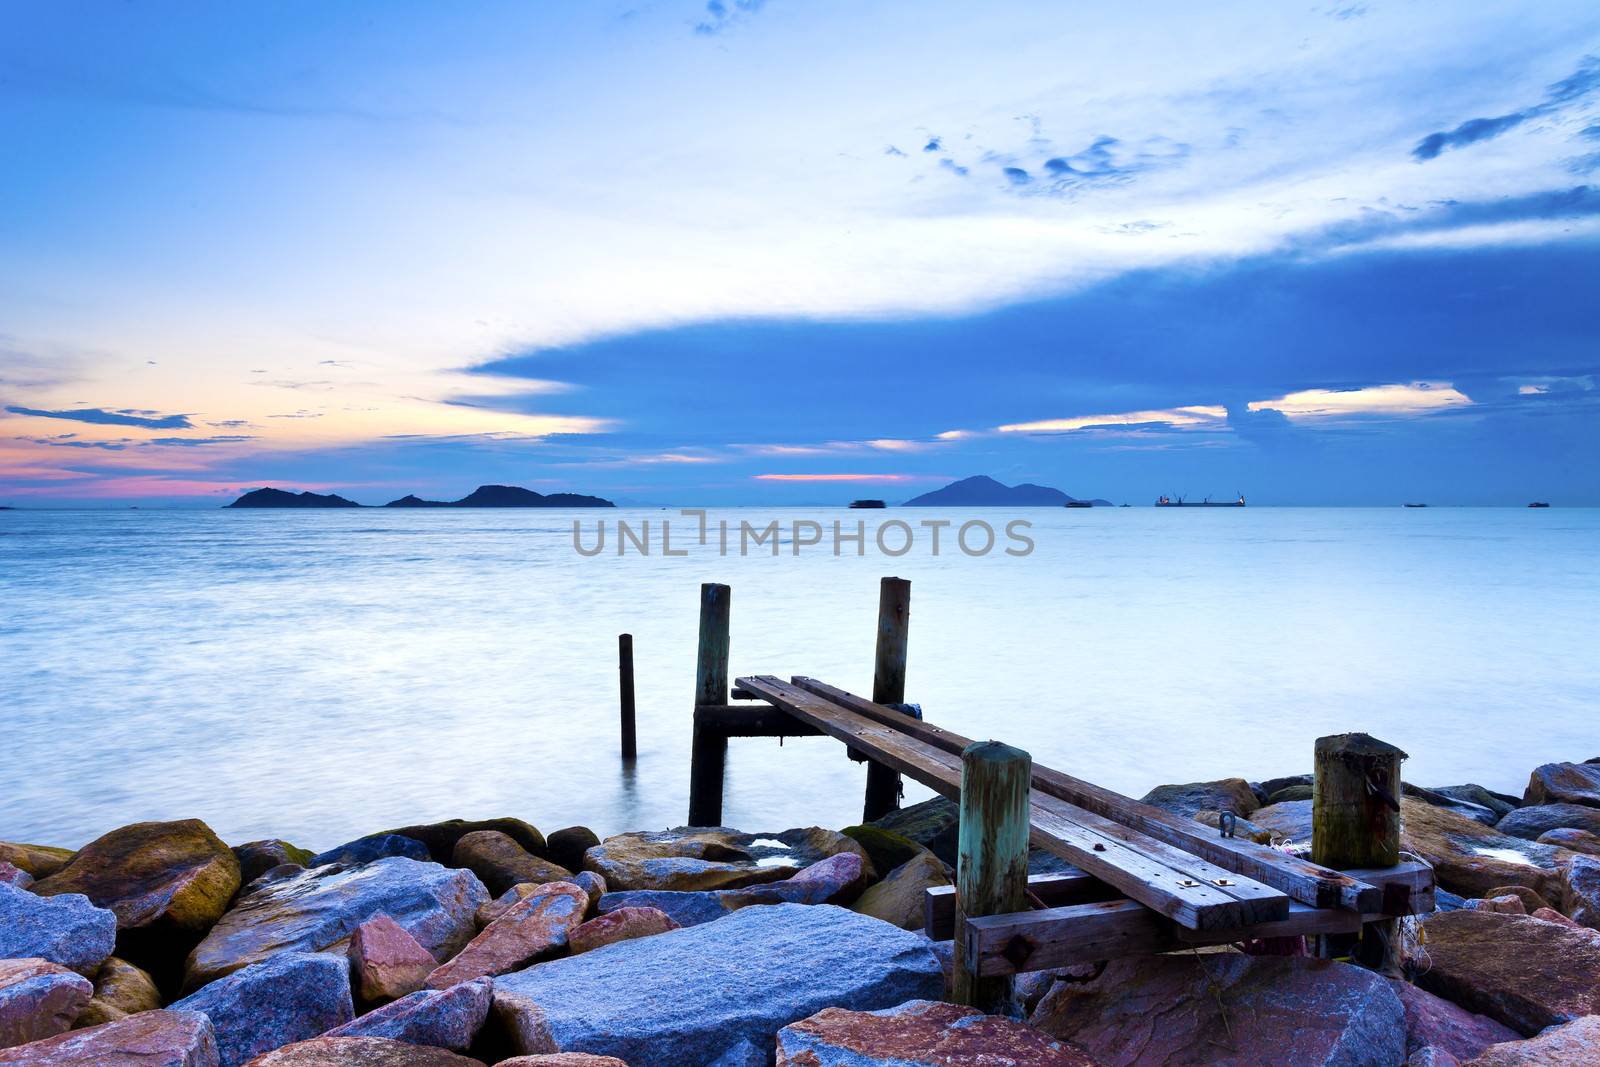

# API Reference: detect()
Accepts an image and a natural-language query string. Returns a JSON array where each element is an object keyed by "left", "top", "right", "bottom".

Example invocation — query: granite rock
[
  {"left": 0, "top": 881, "right": 118, "bottom": 976},
  {"left": 1390, "top": 978, "right": 1519, "bottom": 1062},
  {"left": 240, "top": 1036, "right": 483, "bottom": 1065},
  {"left": 0, "top": 843, "right": 73, "bottom": 881},
  {"left": 851, "top": 853, "right": 951, "bottom": 930},
  {"left": 75, "top": 956, "right": 161, "bottom": 1028},
  {"left": 379, "top": 819, "right": 545, "bottom": 864},
  {"left": 308, "top": 835, "right": 429, "bottom": 869},
  {"left": 347, "top": 914, "right": 437, "bottom": 1002},
  {"left": 1463, "top": 1014, "right": 1600, "bottom": 1065},
  {"left": 0, "top": 958, "right": 93, "bottom": 1049},
  {"left": 865, "top": 800, "right": 960, "bottom": 867},
  {"left": 0, "top": 1009, "right": 219, "bottom": 1066},
  {"left": 1536, "top": 828, "right": 1600, "bottom": 857},
  {"left": 1496, "top": 805, "right": 1600, "bottom": 841},
  {"left": 1430, "top": 785, "right": 1520, "bottom": 820},
  {"left": 1524, "top": 763, "right": 1600, "bottom": 808},
  {"left": 171, "top": 952, "right": 353, "bottom": 1067},
  {"left": 324, "top": 977, "right": 490, "bottom": 1050},
  {"left": 1561, "top": 855, "right": 1600, "bottom": 929},
  {"left": 499, "top": 1057, "right": 629, "bottom": 1067},
  {"left": 427, "top": 881, "right": 588, "bottom": 987},
  {"left": 1415, "top": 909, "right": 1600, "bottom": 1035},
  {"left": 452, "top": 833, "right": 572, "bottom": 897},
  {"left": 597, "top": 853, "right": 865, "bottom": 928},
  {"left": 568, "top": 907, "right": 679, "bottom": 955},
  {"left": 544, "top": 828, "right": 600, "bottom": 875},
  {"left": 1400, "top": 799, "right": 1573, "bottom": 900},
  {"left": 231, "top": 842, "right": 314, "bottom": 887},
  {"left": 1138, "top": 777, "right": 1260, "bottom": 818},
  {"left": 777, "top": 999, "right": 1098, "bottom": 1065},
  {"left": 0, "top": 865, "right": 31, "bottom": 890}
]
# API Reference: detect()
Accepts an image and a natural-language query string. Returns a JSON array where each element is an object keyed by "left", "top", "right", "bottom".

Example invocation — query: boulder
[
  {"left": 583, "top": 825, "right": 865, "bottom": 894},
  {"left": 0, "top": 865, "right": 31, "bottom": 890},
  {"left": 1250, "top": 800, "right": 1314, "bottom": 847},
  {"left": 485, "top": 987, "right": 559, "bottom": 1056},
  {"left": 1138, "top": 777, "right": 1260, "bottom": 818},
  {"left": 477, "top": 885, "right": 542, "bottom": 928},
  {"left": 1415, "top": 909, "right": 1600, "bottom": 1034},
  {"left": 427, "top": 882, "right": 588, "bottom": 987},
  {"left": 0, "top": 843, "right": 73, "bottom": 881},
  {"left": 776, "top": 999, "right": 1097, "bottom": 1065},
  {"left": 1430, "top": 785, "right": 1520, "bottom": 819},
  {"left": 170, "top": 952, "right": 353, "bottom": 1067},
  {"left": 544, "top": 828, "right": 600, "bottom": 874},
  {"left": 0, "top": 881, "right": 118, "bottom": 976},
  {"left": 568, "top": 907, "right": 679, "bottom": 955},
  {"left": 231, "top": 842, "right": 314, "bottom": 887},
  {"left": 0, "top": 958, "right": 93, "bottom": 1049},
  {"left": 1267, "top": 784, "right": 1314, "bottom": 804},
  {"left": 183, "top": 857, "right": 486, "bottom": 990},
  {"left": 841, "top": 824, "right": 930, "bottom": 876},
  {"left": 1030, "top": 953, "right": 1406, "bottom": 1066},
  {"left": 379, "top": 819, "right": 545, "bottom": 865},
  {"left": 492, "top": 902, "right": 943, "bottom": 1063},
  {"left": 75, "top": 956, "right": 161, "bottom": 1028},
  {"left": 866, "top": 800, "right": 959, "bottom": 866},
  {"left": 1497, "top": 805, "right": 1600, "bottom": 841},
  {"left": 1464, "top": 1015, "right": 1600, "bottom": 1065},
  {"left": 1524, "top": 763, "right": 1600, "bottom": 808},
  {"left": 1482, "top": 886, "right": 1554, "bottom": 913},
  {"left": 1408, "top": 1050, "right": 1460, "bottom": 1067},
  {"left": 1256, "top": 774, "right": 1313, "bottom": 798},
  {"left": 570, "top": 872, "right": 605, "bottom": 915},
  {"left": 1464, "top": 895, "right": 1527, "bottom": 915},
  {"left": 500, "top": 1057, "right": 628, "bottom": 1067},
  {"left": 1389, "top": 978, "right": 1519, "bottom": 1062},
  {"left": 32, "top": 821, "right": 240, "bottom": 942},
  {"left": 347, "top": 914, "right": 436, "bottom": 1003},
  {"left": 1400, "top": 799, "right": 1573, "bottom": 900},
  {"left": 1530, "top": 907, "right": 1581, "bottom": 929},
  {"left": 1193, "top": 810, "right": 1277, "bottom": 845},
  {"left": 1561, "top": 855, "right": 1600, "bottom": 929},
  {"left": 1404, "top": 784, "right": 1499, "bottom": 826},
  {"left": 452, "top": 833, "right": 571, "bottom": 897},
  {"left": 1537, "top": 828, "right": 1600, "bottom": 857},
  {"left": 307, "top": 835, "right": 429, "bottom": 869},
  {"left": 241, "top": 1036, "right": 483, "bottom": 1065},
  {"left": 0, "top": 1009, "right": 219, "bottom": 1066},
  {"left": 851, "top": 853, "right": 951, "bottom": 930},
  {"left": 597, "top": 853, "right": 866, "bottom": 928},
  {"left": 324, "top": 977, "right": 490, "bottom": 1050}
]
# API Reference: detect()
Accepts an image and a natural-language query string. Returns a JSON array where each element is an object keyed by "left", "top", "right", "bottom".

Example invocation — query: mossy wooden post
[
  {"left": 618, "top": 633, "right": 637, "bottom": 760},
  {"left": 687, "top": 583, "right": 731, "bottom": 827},
  {"left": 952, "top": 740, "right": 1032, "bottom": 1014},
  {"left": 862, "top": 577, "right": 911, "bottom": 823},
  {"left": 1313, "top": 732, "right": 1407, "bottom": 974}
]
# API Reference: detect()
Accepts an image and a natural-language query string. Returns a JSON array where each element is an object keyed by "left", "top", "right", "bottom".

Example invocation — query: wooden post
[
  {"left": 862, "top": 577, "right": 911, "bottom": 823},
  {"left": 687, "top": 583, "right": 731, "bottom": 827},
  {"left": 1313, "top": 732, "right": 1406, "bottom": 974},
  {"left": 618, "top": 633, "right": 637, "bottom": 760},
  {"left": 952, "top": 740, "right": 1032, "bottom": 1015}
]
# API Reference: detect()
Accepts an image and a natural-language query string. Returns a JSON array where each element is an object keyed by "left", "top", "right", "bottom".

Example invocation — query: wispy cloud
[
  {"left": 1249, "top": 382, "right": 1471, "bottom": 418},
  {"left": 4, "top": 405, "right": 193, "bottom": 429},
  {"left": 998, "top": 406, "right": 1228, "bottom": 434},
  {"left": 147, "top": 435, "right": 257, "bottom": 447},
  {"left": 694, "top": 0, "right": 769, "bottom": 36},
  {"left": 1413, "top": 54, "right": 1600, "bottom": 160}
]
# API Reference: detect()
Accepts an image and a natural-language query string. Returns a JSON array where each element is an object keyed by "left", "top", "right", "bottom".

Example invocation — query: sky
[{"left": 1, "top": 0, "right": 1598, "bottom": 506}]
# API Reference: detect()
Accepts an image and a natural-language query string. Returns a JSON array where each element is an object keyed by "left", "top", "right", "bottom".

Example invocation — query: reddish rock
[
  {"left": 1537, "top": 828, "right": 1600, "bottom": 857},
  {"left": 476, "top": 884, "right": 542, "bottom": 928},
  {"left": 1464, "top": 895, "right": 1526, "bottom": 915},
  {"left": 1483, "top": 887, "right": 1553, "bottom": 913},
  {"left": 570, "top": 871, "right": 605, "bottom": 914},
  {"left": 1561, "top": 854, "right": 1600, "bottom": 929},
  {"left": 241, "top": 1035, "right": 483, "bottom": 1065},
  {"left": 347, "top": 914, "right": 437, "bottom": 1002},
  {"left": 499, "top": 1057, "right": 630, "bottom": 1067},
  {"left": 569, "top": 906, "right": 680, "bottom": 955},
  {"left": 1408, "top": 1049, "right": 1460, "bottom": 1067},
  {"left": 1415, "top": 910, "right": 1600, "bottom": 1034},
  {"left": 0, "top": 1008, "right": 219, "bottom": 1066},
  {"left": 778, "top": 999, "right": 1098, "bottom": 1065},
  {"left": 427, "top": 881, "right": 588, "bottom": 986},
  {"left": 1390, "top": 979, "right": 1519, "bottom": 1062},
  {"left": 325, "top": 977, "right": 490, "bottom": 1050},
  {"left": 1524, "top": 762, "right": 1600, "bottom": 807},
  {"left": 1030, "top": 953, "right": 1405, "bottom": 1066},
  {"left": 451, "top": 832, "right": 570, "bottom": 897},
  {"left": 1530, "top": 907, "right": 1581, "bottom": 929},
  {"left": 1401, "top": 800, "right": 1573, "bottom": 901},
  {"left": 0, "top": 864, "right": 32, "bottom": 890},
  {"left": 1464, "top": 1014, "right": 1600, "bottom": 1065},
  {"left": 0, "top": 958, "right": 93, "bottom": 1049}
]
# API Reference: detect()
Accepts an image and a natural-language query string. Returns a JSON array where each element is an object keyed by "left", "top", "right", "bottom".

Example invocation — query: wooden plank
[
  {"left": 790, "top": 676, "right": 1380, "bottom": 912},
  {"left": 692, "top": 704, "right": 823, "bottom": 738},
  {"left": 736, "top": 675, "right": 1285, "bottom": 930}
]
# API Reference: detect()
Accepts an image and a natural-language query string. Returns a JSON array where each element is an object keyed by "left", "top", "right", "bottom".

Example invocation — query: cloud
[
  {"left": 1003, "top": 167, "right": 1031, "bottom": 186},
  {"left": 694, "top": 0, "right": 769, "bottom": 36},
  {"left": 147, "top": 435, "right": 257, "bottom": 447},
  {"left": 1248, "top": 381, "right": 1471, "bottom": 419},
  {"left": 14, "top": 434, "right": 129, "bottom": 451},
  {"left": 4, "top": 405, "right": 193, "bottom": 429},
  {"left": 923, "top": 136, "right": 942, "bottom": 153},
  {"left": 939, "top": 158, "right": 969, "bottom": 177},
  {"left": 884, "top": 145, "right": 907, "bottom": 157},
  {"left": 1413, "top": 54, "right": 1600, "bottom": 160},
  {"left": 998, "top": 406, "right": 1229, "bottom": 434}
]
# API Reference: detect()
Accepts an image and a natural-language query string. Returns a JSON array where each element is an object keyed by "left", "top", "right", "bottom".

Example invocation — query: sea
[{"left": 2, "top": 506, "right": 1596, "bottom": 852}]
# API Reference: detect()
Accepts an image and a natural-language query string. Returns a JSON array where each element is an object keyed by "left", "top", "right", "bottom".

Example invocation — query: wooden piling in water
[
  {"left": 862, "top": 577, "right": 911, "bottom": 823},
  {"left": 687, "top": 583, "right": 731, "bottom": 827},
  {"left": 1312, "top": 732, "right": 1407, "bottom": 974},
  {"left": 952, "top": 740, "right": 1032, "bottom": 1014},
  {"left": 618, "top": 633, "right": 637, "bottom": 760}
]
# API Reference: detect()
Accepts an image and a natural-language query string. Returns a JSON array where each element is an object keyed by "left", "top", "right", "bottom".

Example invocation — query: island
[
  {"left": 226, "top": 488, "right": 361, "bottom": 508},
  {"left": 901, "top": 475, "right": 1112, "bottom": 507},
  {"left": 385, "top": 484, "right": 614, "bottom": 508}
]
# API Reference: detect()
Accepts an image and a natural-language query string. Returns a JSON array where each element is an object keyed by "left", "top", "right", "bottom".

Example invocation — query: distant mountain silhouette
[
  {"left": 385, "top": 484, "right": 614, "bottom": 508},
  {"left": 902, "top": 475, "right": 1111, "bottom": 507},
  {"left": 226, "top": 488, "right": 361, "bottom": 508}
]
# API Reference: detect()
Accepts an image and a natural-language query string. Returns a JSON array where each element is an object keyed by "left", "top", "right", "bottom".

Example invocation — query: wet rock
[
  {"left": 865, "top": 800, "right": 959, "bottom": 866},
  {"left": 597, "top": 853, "right": 866, "bottom": 928},
  {"left": 477, "top": 885, "right": 541, "bottom": 928},
  {"left": 452, "top": 833, "right": 572, "bottom": 897},
  {"left": 347, "top": 915, "right": 436, "bottom": 1003},
  {"left": 1464, "top": 895, "right": 1526, "bottom": 915},
  {"left": 33, "top": 821, "right": 240, "bottom": 941},
  {"left": 184, "top": 857, "right": 486, "bottom": 990},
  {"left": 1267, "top": 784, "right": 1314, "bottom": 804},
  {"left": 1464, "top": 1014, "right": 1600, "bottom": 1065},
  {"left": 0, "top": 881, "right": 118, "bottom": 976},
  {"left": 0, "top": 1009, "right": 219, "bottom": 1066},
  {"left": 570, "top": 872, "right": 604, "bottom": 915},
  {"left": 1250, "top": 800, "right": 1314, "bottom": 846},
  {"left": 544, "top": 828, "right": 600, "bottom": 875},
  {"left": 1390, "top": 978, "right": 1519, "bottom": 1062},
  {"left": 568, "top": 907, "right": 679, "bottom": 955},
  {"left": 1483, "top": 886, "right": 1554, "bottom": 913},
  {"left": 241, "top": 1036, "right": 483, "bottom": 1065},
  {"left": 1138, "top": 777, "right": 1260, "bottom": 818},
  {"left": 308, "top": 835, "right": 429, "bottom": 868},
  {"left": 851, "top": 853, "right": 951, "bottom": 930},
  {"left": 231, "top": 842, "right": 314, "bottom": 887},
  {"left": 777, "top": 999, "right": 1096, "bottom": 1066},
  {"left": 427, "top": 882, "right": 588, "bottom": 987},
  {"left": 1404, "top": 784, "right": 1499, "bottom": 826},
  {"left": 380, "top": 819, "right": 545, "bottom": 865},
  {"left": 75, "top": 956, "right": 161, "bottom": 1028},
  {"left": 499, "top": 1057, "right": 628, "bottom": 1067},
  {"left": 1030, "top": 953, "right": 1405, "bottom": 1067},
  {"left": 0, "top": 958, "right": 93, "bottom": 1049},
  {"left": 0, "top": 843, "right": 73, "bottom": 881},
  {"left": 1430, "top": 785, "right": 1520, "bottom": 819},
  {"left": 1257, "top": 773, "right": 1313, "bottom": 798},
  {"left": 1537, "top": 828, "right": 1600, "bottom": 856},
  {"left": 1525, "top": 763, "right": 1600, "bottom": 808},
  {"left": 583, "top": 825, "right": 864, "bottom": 893},
  {"left": 1400, "top": 799, "right": 1574, "bottom": 900},
  {"left": 493, "top": 902, "right": 942, "bottom": 1063},
  {"left": 171, "top": 952, "right": 353, "bottom": 1067},
  {"left": 1497, "top": 804, "right": 1600, "bottom": 841},
  {"left": 1561, "top": 855, "right": 1600, "bottom": 929},
  {"left": 1530, "top": 906, "right": 1581, "bottom": 929},
  {"left": 325, "top": 977, "right": 490, "bottom": 1050},
  {"left": 1415, "top": 909, "right": 1600, "bottom": 1034},
  {"left": 0, "top": 865, "right": 31, "bottom": 890}
]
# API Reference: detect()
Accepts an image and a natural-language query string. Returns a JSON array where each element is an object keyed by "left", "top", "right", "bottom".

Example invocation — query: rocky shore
[{"left": 2, "top": 758, "right": 1599, "bottom": 1065}]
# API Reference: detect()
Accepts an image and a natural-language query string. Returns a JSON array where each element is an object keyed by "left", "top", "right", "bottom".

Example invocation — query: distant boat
[
  {"left": 1529, "top": 502, "right": 1551, "bottom": 508},
  {"left": 849, "top": 499, "right": 886, "bottom": 509},
  {"left": 1155, "top": 493, "right": 1245, "bottom": 508},
  {"left": 1403, "top": 503, "right": 1428, "bottom": 508},
  {"left": 1064, "top": 500, "right": 1094, "bottom": 508}
]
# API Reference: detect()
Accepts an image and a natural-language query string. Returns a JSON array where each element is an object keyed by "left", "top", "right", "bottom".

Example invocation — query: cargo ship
[{"left": 1155, "top": 494, "right": 1245, "bottom": 507}]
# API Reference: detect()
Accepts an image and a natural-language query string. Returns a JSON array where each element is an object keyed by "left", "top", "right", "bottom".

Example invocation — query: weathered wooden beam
[
  {"left": 693, "top": 703, "right": 823, "bottom": 738},
  {"left": 1314, "top": 732, "right": 1407, "bottom": 974},
  {"left": 862, "top": 577, "right": 911, "bottom": 822},
  {"left": 790, "top": 676, "right": 1381, "bottom": 912},
  {"left": 952, "top": 741, "right": 1031, "bottom": 1012},
  {"left": 687, "top": 584, "right": 732, "bottom": 827},
  {"left": 618, "top": 633, "right": 637, "bottom": 760}
]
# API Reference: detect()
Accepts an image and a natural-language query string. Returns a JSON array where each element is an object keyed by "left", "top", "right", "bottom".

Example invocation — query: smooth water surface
[{"left": 3, "top": 506, "right": 1596, "bottom": 851}]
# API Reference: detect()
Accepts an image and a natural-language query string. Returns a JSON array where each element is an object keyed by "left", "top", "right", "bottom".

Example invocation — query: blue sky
[{"left": 1, "top": 1, "right": 1597, "bottom": 505}]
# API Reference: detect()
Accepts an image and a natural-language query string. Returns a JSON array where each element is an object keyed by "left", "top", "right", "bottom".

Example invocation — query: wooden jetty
[{"left": 674, "top": 578, "right": 1433, "bottom": 1000}]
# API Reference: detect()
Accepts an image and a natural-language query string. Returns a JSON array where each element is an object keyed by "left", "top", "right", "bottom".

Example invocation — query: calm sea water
[{"left": 2, "top": 506, "right": 1596, "bottom": 852}]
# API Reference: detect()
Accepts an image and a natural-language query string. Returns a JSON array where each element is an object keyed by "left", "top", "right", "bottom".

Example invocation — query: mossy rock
[
  {"left": 1266, "top": 784, "right": 1314, "bottom": 804},
  {"left": 0, "top": 840, "right": 75, "bottom": 879},
  {"left": 380, "top": 818, "right": 545, "bottom": 863},
  {"left": 840, "top": 825, "right": 927, "bottom": 878},
  {"left": 232, "top": 839, "right": 316, "bottom": 885},
  {"left": 865, "top": 798, "right": 960, "bottom": 867}
]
